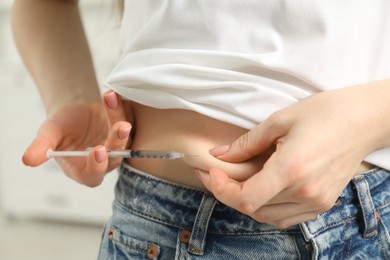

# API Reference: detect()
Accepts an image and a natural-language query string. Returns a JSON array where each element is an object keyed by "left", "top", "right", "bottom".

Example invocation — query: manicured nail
[
  {"left": 209, "top": 145, "right": 230, "bottom": 157},
  {"left": 193, "top": 169, "right": 210, "bottom": 182},
  {"left": 118, "top": 125, "right": 131, "bottom": 139},
  {"left": 104, "top": 90, "right": 118, "bottom": 109},
  {"left": 95, "top": 146, "right": 107, "bottom": 163}
]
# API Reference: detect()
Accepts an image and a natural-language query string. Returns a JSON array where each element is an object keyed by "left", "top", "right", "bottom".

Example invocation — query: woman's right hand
[{"left": 22, "top": 90, "right": 132, "bottom": 187}]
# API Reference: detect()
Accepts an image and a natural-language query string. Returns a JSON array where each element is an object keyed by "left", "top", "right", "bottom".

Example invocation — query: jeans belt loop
[
  {"left": 352, "top": 175, "right": 378, "bottom": 237},
  {"left": 188, "top": 192, "right": 217, "bottom": 255}
]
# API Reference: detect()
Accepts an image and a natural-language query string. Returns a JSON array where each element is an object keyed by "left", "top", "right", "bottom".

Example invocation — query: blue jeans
[{"left": 98, "top": 164, "right": 390, "bottom": 259}]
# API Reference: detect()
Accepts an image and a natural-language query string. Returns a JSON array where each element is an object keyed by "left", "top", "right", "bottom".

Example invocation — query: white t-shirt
[{"left": 105, "top": 0, "right": 390, "bottom": 170}]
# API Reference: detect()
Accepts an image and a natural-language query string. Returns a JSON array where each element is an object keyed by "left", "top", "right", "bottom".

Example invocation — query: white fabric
[{"left": 105, "top": 0, "right": 390, "bottom": 170}]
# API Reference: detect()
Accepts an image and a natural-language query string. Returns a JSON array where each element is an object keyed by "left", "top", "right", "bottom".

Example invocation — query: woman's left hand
[{"left": 195, "top": 80, "right": 390, "bottom": 228}]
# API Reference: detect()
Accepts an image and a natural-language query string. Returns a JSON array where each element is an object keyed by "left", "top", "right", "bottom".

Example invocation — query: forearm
[{"left": 11, "top": 0, "right": 101, "bottom": 113}]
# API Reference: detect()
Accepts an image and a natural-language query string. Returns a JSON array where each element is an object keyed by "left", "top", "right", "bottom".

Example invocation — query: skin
[
  {"left": 13, "top": 0, "right": 258, "bottom": 190},
  {"left": 13, "top": 0, "right": 390, "bottom": 228},
  {"left": 196, "top": 81, "right": 390, "bottom": 228},
  {"left": 12, "top": 0, "right": 132, "bottom": 187}
]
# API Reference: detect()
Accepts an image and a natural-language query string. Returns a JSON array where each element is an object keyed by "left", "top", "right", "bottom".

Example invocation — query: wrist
[
  {"left": 43, "top": 85, "right": 101, "bottom": 114},
  {"left": 351, "top": 79, "right": 390, "bottom": 153},
  {"left": 369, "top": 79, "right": 390, "bottom": 148}
]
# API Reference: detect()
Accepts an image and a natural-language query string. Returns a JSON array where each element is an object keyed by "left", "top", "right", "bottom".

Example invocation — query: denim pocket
[{"left": 108, "top": 225, "right": 160, "bottom": 260}]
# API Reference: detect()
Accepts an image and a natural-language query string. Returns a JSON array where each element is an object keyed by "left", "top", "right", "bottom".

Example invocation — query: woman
[{"left": 13, "top": 0, "right": 390, "bottom": 258}]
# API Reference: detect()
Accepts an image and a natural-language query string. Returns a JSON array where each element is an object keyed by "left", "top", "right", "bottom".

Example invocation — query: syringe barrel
[{"left": 108, "top": 150, "right": 185, "bottom": 159}]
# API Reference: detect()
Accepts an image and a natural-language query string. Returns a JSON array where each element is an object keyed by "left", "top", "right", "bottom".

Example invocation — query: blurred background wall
[{"left": 0, "top": 1, "right": 121, "bottom": 259}]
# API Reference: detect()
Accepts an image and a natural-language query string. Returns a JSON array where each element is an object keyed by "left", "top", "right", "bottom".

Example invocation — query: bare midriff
[{"left": 126, "top": 102, "right": 374, "bottom": 190}]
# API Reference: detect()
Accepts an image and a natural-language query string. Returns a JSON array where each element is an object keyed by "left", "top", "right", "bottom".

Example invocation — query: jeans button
[
  {"left": 146, "top": 244, "right": 158, "bottom": 259},
  {"left": 179, "top": 230, "right": 191, "bottom": 243}
]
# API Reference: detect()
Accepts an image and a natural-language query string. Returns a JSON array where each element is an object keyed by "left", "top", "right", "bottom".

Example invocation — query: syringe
[{"left": 47, "top": 149, "right": 195, "bottom": 160}]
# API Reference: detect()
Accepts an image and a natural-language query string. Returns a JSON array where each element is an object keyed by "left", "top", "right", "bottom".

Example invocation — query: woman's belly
[
  {"left": 126, "top": 103, "right": 266, "bottom": 189},
  {"left": 126, "top": 102, "right": 374, "bottom": 189}
]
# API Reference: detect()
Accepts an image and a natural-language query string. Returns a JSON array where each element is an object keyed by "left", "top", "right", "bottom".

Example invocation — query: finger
[
  {"left": 266, "top": 212, "right": 320, "bottom": 229},
  {"left": 252, "top": 202, "right": 320, "bottom": 223},
  {"left": 206, "top": 159, "right": 287, "bottom": 216},
  {"left": 103, "top": 90, "right": 128, "bottom": 128},
  {"left": 209, "top": 113, "right": 287, "bottom": 163},
  {"left": 104, "top": 121, "right": 132, "bottom": 168},
  {"left": 194, "top": 169, "right": 213, "bottom": 191},
  {"left": 79, "top": 145, "right": 108, "bottom": 187},
  {"left": 200, "top": 167, "right": 318, "bottom": 229},
  {"left": 23, "top": 120, "right": 63, "bottom": 166}
]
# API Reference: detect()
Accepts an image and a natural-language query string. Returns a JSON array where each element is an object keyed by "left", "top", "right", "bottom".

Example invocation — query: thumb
[
  {"left": 209, "top": 121, "right": 281, "bottom": 163},
  {"left": 22, "top": 120, "right": 62, "bottom": 167}
]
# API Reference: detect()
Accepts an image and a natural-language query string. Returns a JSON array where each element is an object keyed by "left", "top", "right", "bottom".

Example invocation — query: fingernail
[
  {"left": 193, "top": 168, "right": 200, "bottom": 178},
  {"left": 209, "top": 145, "right": 230, "bottom": 157},
  {"left": 104, "top": 90, "right": 118, "bottom": 109},
  {"left": 194, "top": 168, "right": 205, "bottom": 178},
  {"left": 193, "top": 168, "right": 209, "bottom": 180},
  {"left": 118, "top": 125, "right": 131, "bottom": 139},
  {"left": 95, "top": 146, "right": 107, "bottom": 163}
]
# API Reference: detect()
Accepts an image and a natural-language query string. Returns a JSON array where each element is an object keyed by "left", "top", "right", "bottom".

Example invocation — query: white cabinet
[{"left": 0, "top": 1, "right": 120, "bottom": 224}]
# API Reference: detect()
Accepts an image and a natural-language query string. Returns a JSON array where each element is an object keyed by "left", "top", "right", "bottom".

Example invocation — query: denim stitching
[
  {"left": 292, "top": 235, "right": 301, "bottom": 259},
  {"left": 306, "top": 217, "right": 356, "bottom": 237},
  {"left": 340, "top": 219, "right": 353, "bottom": 260},
  {"left": 377, "top": 221, "right": 390, "bottom": 260},
  {"left": 188, "top": 194, "right": 217, "bottom": 255},
  {"left": 187, "top": 197, "right": 206, "bottom": 254},
  {"left": 122, "top": 164, "right": 206, "bottom": 193},
  {"left": 114, "top": 200, "right": 193, "bottom": 230},
  {"left": 355, "top": 177, "right": 378, "bottom": 237},
  {"left": 115, "top": 199, "right": 302, "bottom": 237},
  {"left": 109, "top": 225, "right": 158, "bottom": 256},
  {"left": 354, "top": 167, "right": 380, "bottom": 179},
  {"left": 189, "top": 194, "right": 208, "bottom": 251},
  {"left": 377, "top": 200, "right": 390, "bottom": 210},
  {"left": 120, "top": 165, "right": 388, "bottom": 234},
  {"left": 363, "top": 177, "right": 378, "bottom": 226},
  {"left": 340, "top": 220, "right": 346, "bottom": 260},
  {"left": 347, "top": 221, "right": 353, "bottom": 260},
  {"left": 355, "top": 180, "right": 370, "bottom": 236},
  {"left": 347, "top": 236, "right": 352, "bottom": 260},
  {"left": 176, "top": 240, "right": 181, "bottom": 260},
  {"left": 175, "top": 232, "right": 182, "bottom": 260},
  {"left": 118, "top": 200, "right": 305, "bottom": 238},
  {"left": 308, "top": 201, "right": 390, "bottom": 240}
]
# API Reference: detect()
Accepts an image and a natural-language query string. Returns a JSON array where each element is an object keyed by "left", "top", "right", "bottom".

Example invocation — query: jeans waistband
[
  {"left": 116, "top": 164, "right": 389, "bottom": 241},
  {"left": 300, "top": 167, "right": 390, "bottom": 241},
  {"left": 115, "top": 163, "right": 301, "bottom": 235}
]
